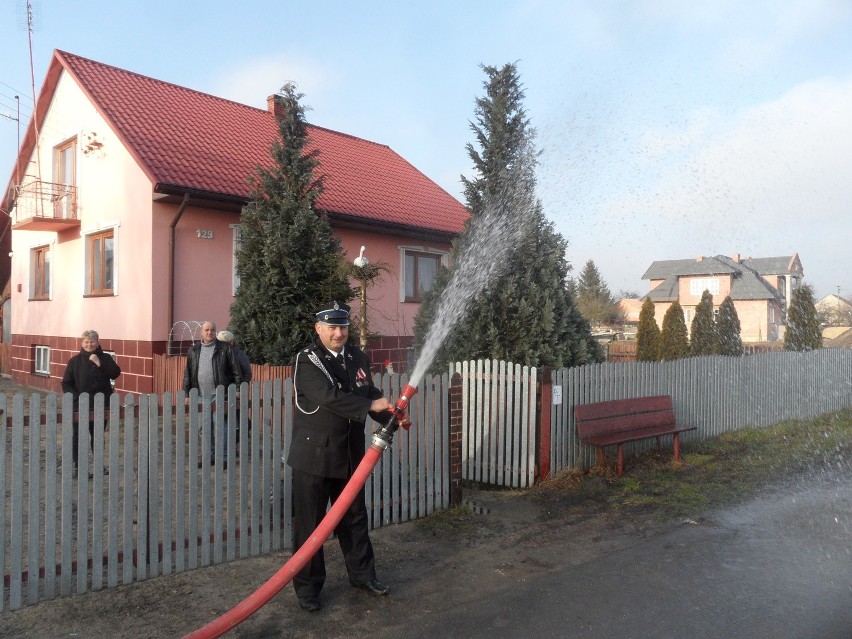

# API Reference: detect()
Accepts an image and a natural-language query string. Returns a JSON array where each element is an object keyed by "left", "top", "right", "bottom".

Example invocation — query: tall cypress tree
[
  {"left": 413, "top": 63, "right": 602, "bottom": 370},
  {"left": 690, "top": 289, "right": 719, "bottom": 356},
  {"left": 660, "top": 301, "right": 689, "bottom": 360},
  {"left": 229, "top": 84, "right": 351, "bottom": 365},
  {"left": 716, "top": 296, "right": 743, "bottom": 356},
  {"left": 635, "top": 297, "right": 661, "bottom": 361},
  {"left": 784, "top": 283, "right": 822, "bottom": 351}
]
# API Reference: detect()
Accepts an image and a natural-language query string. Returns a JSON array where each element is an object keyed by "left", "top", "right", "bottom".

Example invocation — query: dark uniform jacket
[
  {"left": 287, "top": 339, "right": 391, "bottom": 479},
  {"left": 182, "top": 339, "right": 242, "bottom": 395},
  {"left": 61, "top": 347, "right": 121, "bottom": 409}
]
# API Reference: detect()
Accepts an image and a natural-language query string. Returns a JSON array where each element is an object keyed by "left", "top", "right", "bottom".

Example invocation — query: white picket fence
[
  {"left": 0, "top": 373, "right": 450, "bottom": 613},
  {"left": 451, "top": 359, "right": 539, "bottom": 488}
]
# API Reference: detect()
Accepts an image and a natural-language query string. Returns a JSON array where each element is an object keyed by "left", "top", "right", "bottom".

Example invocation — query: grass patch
[
  {"left": 415, "top": 503, "right": 477, "bottom": 535},
  {"left": 543, "top": 408, "right": 852, "bottom": 520}
]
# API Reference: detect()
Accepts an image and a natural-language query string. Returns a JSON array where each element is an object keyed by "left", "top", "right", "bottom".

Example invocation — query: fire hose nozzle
[{"left": 372, "top": 383, "right": 417, "bottom": 449}]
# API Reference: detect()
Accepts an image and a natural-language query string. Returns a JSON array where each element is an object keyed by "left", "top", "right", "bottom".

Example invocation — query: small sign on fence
[{"left": 552, "top": 386, "right": 562, "bottom": 405}]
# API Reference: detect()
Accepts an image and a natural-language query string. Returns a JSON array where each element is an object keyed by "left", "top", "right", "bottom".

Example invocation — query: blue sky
[{"left": 2, "top": 1, "right": 851, "bottom": 300}]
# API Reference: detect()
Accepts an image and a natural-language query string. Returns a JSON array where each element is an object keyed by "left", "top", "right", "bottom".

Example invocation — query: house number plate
[{"left": 196, "top": 229, "right": 214, "bottom": 239}]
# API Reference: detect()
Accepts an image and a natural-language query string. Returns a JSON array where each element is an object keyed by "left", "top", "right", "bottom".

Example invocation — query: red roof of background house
[{"left": 6, "top": 50, "right": 468, "bottom": 236}]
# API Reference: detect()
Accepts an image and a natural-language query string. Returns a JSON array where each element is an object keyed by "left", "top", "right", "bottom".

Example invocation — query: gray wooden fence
[
  {"left": 1, "top": 373, "right": 450, "bottom": 613},
  {"left": 5, "top": 350, "right": 851, "bottom": 612},
  {"left": 550, "top": 349, "right": 852, "bottom": 473}
]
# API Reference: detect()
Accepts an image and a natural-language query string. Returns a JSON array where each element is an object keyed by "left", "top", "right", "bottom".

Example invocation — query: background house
[
  {"left": 2, "top": 50, "right": 468, "bottom": 394},
  {"left": 816, "top": 293, "right": 852, "bottom": 346},
  {"left": 641, "top": 253, "right": 803, "bottom": 343},
  {"left": 816, "top": 293, "right": 852, "bottom": 326}
]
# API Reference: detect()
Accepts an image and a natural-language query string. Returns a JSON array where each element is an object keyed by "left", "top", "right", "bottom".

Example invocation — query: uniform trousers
[{"left": 291, "top": 468, "right": 376, "bottom": 599}]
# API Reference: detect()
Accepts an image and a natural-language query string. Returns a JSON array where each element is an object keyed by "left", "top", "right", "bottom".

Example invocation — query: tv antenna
[{"left": 17, "top": 0, "right": 43, "bottom": 185}]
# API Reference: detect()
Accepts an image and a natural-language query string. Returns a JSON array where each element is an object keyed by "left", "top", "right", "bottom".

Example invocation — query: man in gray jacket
[{"left": 183, "top": 321, "right": 241, "bottom": 465}]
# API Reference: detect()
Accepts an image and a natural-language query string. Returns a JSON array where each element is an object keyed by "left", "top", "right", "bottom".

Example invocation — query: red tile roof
[{"left": 12, "top": 50, "right": 468, "bottom": 236}]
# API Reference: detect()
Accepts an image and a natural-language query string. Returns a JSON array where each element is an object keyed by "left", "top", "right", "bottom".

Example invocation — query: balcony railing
[{"left": 12, "top": 179, "right": 80, "bottom": 231}]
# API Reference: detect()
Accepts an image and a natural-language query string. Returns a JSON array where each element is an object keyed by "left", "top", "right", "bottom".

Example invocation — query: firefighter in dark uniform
[{"left": 287, "top": 301, "right": 393, "bottom": 612}]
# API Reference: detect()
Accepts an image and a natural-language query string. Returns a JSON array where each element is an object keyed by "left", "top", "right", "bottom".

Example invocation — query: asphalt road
[{"left": 367, "top": 470, "right": 851, "bottom": 639}]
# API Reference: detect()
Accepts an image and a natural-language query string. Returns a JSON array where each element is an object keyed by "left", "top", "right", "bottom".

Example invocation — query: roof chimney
[
  {"left": 732, "top": 253, "right": 740, "bottom": 263},
  {"left": 267, "top": 94, "right": 286, "bottom": 119},
  {"left": 696, "top": 256, "right": 703, "bottom": 262}
]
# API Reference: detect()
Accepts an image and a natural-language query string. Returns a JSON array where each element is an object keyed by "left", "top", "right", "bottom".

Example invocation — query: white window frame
[
  {"left": 82, "top": 223, "right": 119, "bottom": 296},
  {"left": 398, "top": 246, "right": 448, "bottom": 303},
  {"left": 689, "top": 277, "right": 720, "bottom": 296},
  {"left": 34, "top": 345, "right": 50, "bottom": 376}
]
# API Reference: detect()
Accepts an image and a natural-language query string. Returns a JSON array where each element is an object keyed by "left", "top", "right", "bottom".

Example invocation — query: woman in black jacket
[{"left": 61, "top": 329, "right": 121, "bottom": 471}]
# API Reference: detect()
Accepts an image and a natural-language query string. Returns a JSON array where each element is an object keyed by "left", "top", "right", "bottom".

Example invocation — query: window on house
[
  {"left": 403, "top": 250, "right": 442, "bottom": 302},
  {"left": 769, "top": 306, "right": 775, "bottom": 324},
  {"left": 777, "top": 276, "right": 786, "bottom": 298},
  {"left": 34, "top": 345, "right": 50, "bottom": 376},
  {"left": 689, "top": 278, "right": 720, "bottom": 296},
  {"left": 30, "top": 245, "right": 51, "bottom": 300},
  {"left": 86, "top": 229, "right": 115, "bottom": 295},
  {"left": 54, "top": 137, "right": 77, "bottom": 219}
]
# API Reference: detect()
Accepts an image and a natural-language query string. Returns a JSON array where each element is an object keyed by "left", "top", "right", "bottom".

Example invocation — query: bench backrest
[{"left": 574, "top": 395, "right": 676, "bottom": 439}]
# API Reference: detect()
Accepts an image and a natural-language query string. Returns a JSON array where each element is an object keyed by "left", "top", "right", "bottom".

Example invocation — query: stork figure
[{"left": 354, "top": 245, "right": 369, "bottom": 268}]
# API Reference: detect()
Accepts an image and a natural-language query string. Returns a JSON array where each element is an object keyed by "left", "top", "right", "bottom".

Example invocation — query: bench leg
[
  {"left": 673, "top": 433, "right": 681, "bottom": 461},
  {"left": 616, "top": 444, "right": 624, "bottom": 478},
  {"left": 596, "top": 447, "right": 607, "bottom": 470}
]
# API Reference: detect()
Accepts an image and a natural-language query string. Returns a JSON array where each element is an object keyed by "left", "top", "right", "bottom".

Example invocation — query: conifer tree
[
  {"left": 635, "top": 297, "right": 661, "bottom": 361},
  {"left": 229, "top": 84, "right": 351, "bottom": 365},
  {"left": 413, "top": 63, "right": 602, "bottom": 370},
  {"left": 783, "top": 283, "right": 822, "bottom": 351},
  {"left": 690, "top": 289, "right": 719, "bottom": 356},
  {"left": 716, "top": 296, "right": 743, "bottom": 356},
  {"left": 576, "top": 259, "right": 621, "bottom": 326},
  {"left": 660, "top": 301, "right": 689, "bottom": 360}
]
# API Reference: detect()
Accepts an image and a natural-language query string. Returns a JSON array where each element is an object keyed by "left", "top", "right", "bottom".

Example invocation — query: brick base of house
[
  {"left": 10, "top": 333, "right": 416, "bottom": 394},
  {"left": 365, "top": 335, "right": 414, "bottom": 374},
  {"left": 11, "top": 334, "right": 168, "bottom": 395}
]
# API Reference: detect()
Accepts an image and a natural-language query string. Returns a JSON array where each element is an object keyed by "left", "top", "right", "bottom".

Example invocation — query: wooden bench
[{"left": 574, "top": 395, "right": 696, "bottom": 477}]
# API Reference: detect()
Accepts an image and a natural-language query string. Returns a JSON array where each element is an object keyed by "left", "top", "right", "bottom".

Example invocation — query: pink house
[{"left": 2, "top": 50, "right": 468, "bottom": 394}]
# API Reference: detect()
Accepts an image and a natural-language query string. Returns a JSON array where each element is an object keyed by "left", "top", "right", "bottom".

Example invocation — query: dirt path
[{"left": 0, "top": 476, "right": 685, "bottom": 639}]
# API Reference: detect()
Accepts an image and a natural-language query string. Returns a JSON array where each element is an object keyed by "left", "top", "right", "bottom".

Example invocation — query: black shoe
[
  {"left": 298, "top": 597, "right": 321, "bottom": 612},
  {"left": 350, "top": 579, "right": 390, "bottom": 596}
]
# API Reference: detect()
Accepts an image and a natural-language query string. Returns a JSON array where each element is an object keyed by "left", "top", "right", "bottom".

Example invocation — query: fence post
[
  {"left": 536, "top": 368, "right": 552, "bottom": 483},
  {"left": 449, "top": 372, "right": 463, "bottom": 506}
]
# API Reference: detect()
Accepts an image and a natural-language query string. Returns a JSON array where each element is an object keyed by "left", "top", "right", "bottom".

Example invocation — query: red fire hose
[{"left": 183, "top": 384, "right": 417, "bottom": 639}]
